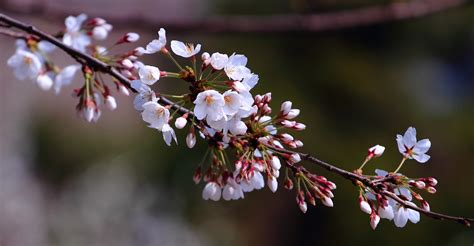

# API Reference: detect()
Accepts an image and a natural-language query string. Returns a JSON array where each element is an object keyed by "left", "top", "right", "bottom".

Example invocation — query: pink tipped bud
[
  {"left": 368, "top": 145, "right": 385, "bottom": 158},
  {"left": 322, "top": 196, "right": 334, "bottom": 207},
  {"left": 293, "top": 123, "right": 306, "bottom": 131},
  {"left": 120, "top": 59, "right": 134, "bottom": 69},
  {"left": 359, "top": 199, "right": 372, "bottom": 214},
  {"left": 201, "top": 52, "right": 210, "bottom": 65},
  {"left": 326, "top": 181, "right": 337, "bottom": 190},
  {"left": 286, "top": 109, "right": 300, "bottom": 119},
  {"left": 284, "top": 178, "right": 294, "bottom": 190},
  {"left": 289, "top": 153, "right": 301, "bottom": 163},
  {"left": 370, "top": 213, "right": 380, "bottom": 230},
  {"left": 427, "top": 186, "right": 437, "bottom": 194},
  {"left": 105, "top": 96, "right": 117, "bottom": 111},
  {"left": 422, "top": 200, "right": 430, "bottom": 211},
  {"left": 270, "top": 156, "right": 281, "bottom": 170},
  {"left": 175, "top": 117, "right": 187, "bottom": 129},
  {"left": 193, "top": 166, "right": 202, "bottom": 184},
  {"left": 415, "top": 181, "right": 426, "bottom": 189},
  {"left": 186, "top": 132, "right": 196, "bottom": 148},
  {"left": 280, "top": 133, "right": 294, "bottom": 142},
  {"left": 92, "top": 26, "right": 108, "bottom": 40},
  {"left": 117, "top": 32, "right": 140, "bottom": 44},
  {"left": 118, "top": 84, "right": 130, "bottom": 96},
  {"left": 281, "top": 101, "right": 292, "bottom": 115},
  {"left": 267, "top": 176, "right": 278, "bottom": 193},
  {"left": 90, "top": 17, "right": 106, "bottom": 26},
  {"left": 427, "top": 177, "right": 438, "bottom": 186},
  {"left": 294, "top": 140, "right": 304, "bottom": 147}
]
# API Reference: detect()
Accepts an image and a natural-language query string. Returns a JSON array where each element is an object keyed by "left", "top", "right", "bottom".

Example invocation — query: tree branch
[
  {"left": 264, "top": 143, "right": 474, "bottom": 227},
  {"left": 0, "top": 0, "right": 469, "bottom": 33},
  {"left": 1, "top": 13, "right": 472, "bottom": 227}
]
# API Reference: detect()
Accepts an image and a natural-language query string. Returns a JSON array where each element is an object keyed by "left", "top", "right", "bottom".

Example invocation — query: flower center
[
  {"left": 185, "top": 43, "right": 194, "bottom": 53},
  {"left": 23, "top": 56, "right": 32, "bottom": 65},
  {"left": 224, "top": 95, "right": 232, "bottom": 104},
  {"left": 205, "top": 95, "right": 214, "bottom": 105}
]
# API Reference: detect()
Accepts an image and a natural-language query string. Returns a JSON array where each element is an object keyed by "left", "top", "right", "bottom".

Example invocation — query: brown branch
[
  {"left": 265, "top": 143, "right": 474, "bottom": 227},
  {"left": 0, "top": 0, "right": 469, "bottom": 33},
  {"left": 1, "top": 13, "right": 472, "bottom": 227}
]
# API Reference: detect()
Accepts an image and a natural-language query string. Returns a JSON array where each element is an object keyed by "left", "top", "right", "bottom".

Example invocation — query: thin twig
[
  {"left": 264, "top": 142, "right": 474, "bottom": 227},
  {"left": 1, "top": 13, "right": 472, "bottom": 227}
]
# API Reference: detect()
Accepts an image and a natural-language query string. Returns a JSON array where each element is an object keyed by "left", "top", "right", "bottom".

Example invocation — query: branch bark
[{"left": 1, "top": 13, "right": 472, "bottom": 227}]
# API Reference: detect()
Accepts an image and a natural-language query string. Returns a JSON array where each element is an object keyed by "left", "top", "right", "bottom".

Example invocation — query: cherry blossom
[
  {"left": 141, "top": 100, "right": 170, "bottom": 130},
  {"left": 193, "top": 90, "right": 226, "bottom": 121},
  {"left": 170, "top": 40, "right": 201, "bottom": 58},
  {"left": 7, "top": 49, "right": 42, "bottom": 80},
  {"left": 139, "top": 28, "right": 167, "bottom": 54},
  {"left": 396, "top": 127, "right": 431, "bottom": 163},
  {"left": 62, "top": 14, "right": 90, "bottom": 52}
]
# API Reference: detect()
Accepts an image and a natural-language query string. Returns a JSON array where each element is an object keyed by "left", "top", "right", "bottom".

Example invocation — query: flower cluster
[
  {"left": 127, "top": 27, "right": 337, "bottom": 208},
  {"left": 7, "top": 14, "right": 144, "bottom": 122},
  {"left": 356, "top": 127, "right": 435, "bottom": 229}
]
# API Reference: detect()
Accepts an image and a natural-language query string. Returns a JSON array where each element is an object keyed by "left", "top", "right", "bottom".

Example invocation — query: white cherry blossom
[
  {"left": 139, "top": 28, "right": 167, "bottom": 54},
  {"left": 202, "top": 182, "right": 222, "bottom": 201},
  {"left": 141, "top": 100, "right": 169, "bottom": 130},
  {"left": 396, "top": 127, "right": 431, "bottom": 163},
  {"left": 54, "top": 65, "right": 81, "bottom": 94},
  {"left": 393, "top": 202, "right": 420, "bottom": 228},
  {"left": 224, "top": 53, "right": 250, "bottom": 81},
  {"left": 193, "top": 90, "right": 225, "bottom": 121},
  {"left": 63, "top": 14, "right": 90, "bottom": 52},
  {"left": 170, "top": 40, "right": 201, "bottom": 58},
  {"left": 210, "top": 52, "right": 228, "bottom": 70},
  {"left": 138, "top": 65, "right": 160, "bottom": 85},
  {"left": 131, "top": 80, "right": 154, "bottom": 111},
  {"left": 7, "top": 49, "right": 42, "bottom": 80}
]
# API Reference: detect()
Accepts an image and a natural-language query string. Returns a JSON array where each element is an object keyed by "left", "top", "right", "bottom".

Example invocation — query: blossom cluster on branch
[{"left": 1, "top": 13, "right": 472, "bottom": 229}]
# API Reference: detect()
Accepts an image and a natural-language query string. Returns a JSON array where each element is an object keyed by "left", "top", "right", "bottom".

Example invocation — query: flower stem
[
  {"left": 358, "top": 157, "right": 371, "bottom": 170},
  {"left": 166, "top": 52, "right": 184, "bottom": 71},
  {"left": 393, "top": 157, "right": 407, "bottom": 173}
]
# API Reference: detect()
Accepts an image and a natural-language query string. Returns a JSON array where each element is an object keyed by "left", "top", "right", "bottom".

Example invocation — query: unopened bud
[
  {"left": 286, "top": 109, "right": 300, "bottom": 119},
  {"left": 267, "top": 176, "right": 278, "bottom": 193},
  {"left": 289, "top": 153, "right": 301, "bottom": 163},
  {"left": 427, "top": 177, "right": 438, "bottom": 186},
  {"left": 426, "top": 186, "right": 437, "bottom": 194},
  {"left": 370, "top": 213, "right": 380, "bottom": 230},
  {"left": 284, "top": 178, "right": 294, "bottom": 190},
  {"left": 359, "top": 198, "right": 372, "bottom": 214},
  {"left": 322, "top": 196, "right": 334, "bottom": 207},
  {"left": 175, "top": 116, "right": 187, "bottom": 129},
  {"left": 422, "top": 200, "right": 430, "bottom": 211},
  {"left": 193, "top": 166, "right": 202, "bottom": 184},
  {"left": 105, "top": 96, "right": 117, "bottom": 111},
  {"left": 118, "top": 84, "right": 130, "bottom": 96},
  {"left": 270, "top": 156, "right": 281, "bottom": 170},
  {"left": 186, "top": 132, "right": 196, "bottom": 148},
  {"left": 293, "top": 123, "right": 306, "bottom": 131},
  {"left": 281, "top": 101, "right": 292, "bottom": 115}
]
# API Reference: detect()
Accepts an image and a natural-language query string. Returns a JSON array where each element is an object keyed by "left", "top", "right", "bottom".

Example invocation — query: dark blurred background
[{"left": 1, "top": 0, "right": 473, "bottom": 245}]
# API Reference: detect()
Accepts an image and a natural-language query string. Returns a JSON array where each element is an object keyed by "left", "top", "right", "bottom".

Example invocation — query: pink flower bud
[
  {"left": 322, "top": 196, "right": 334, "bottom": 207},
  {"left": 284, "top": 178, "right": 294, "bottom": 190},
  {"left": 280, "top": 133, "right": 294, "bottom": 142},
  {"left": 280, "top": 101, "right": 292, "bottom": 114},
  {"left": 175, "top": 116, "right": 187, "bottom": 129},
  {"left": 427, "top": 177, "right": 438, "bottom": 186},
  {"left": 415, "top": 181, "right": 426, "bottom": 189},
  {"left": 120, "top": 59, "right": 134, "bottom": 69},
  {"left": 359, "top": 198, "right": 372, "bottom": 214},
  {"left": 281, "top": 120, "right": 296, "bottom": 128},
  {"left": 289, "top": 153, "right": 301, "bottom": 163},
  {"left": 92, "top": 26, "right": 108, "bottom": 40},
  {"left": 285, "top": 109, "right": 300, "bottom": 119},
  {"left": 270, "top": 156, "right": 281, "bottom": 170},
  {"left": 422, "top": 200, "right": 430, "bottom": 211},
  {"left": 105, "top": 96, "right": 117, "bottom": 111},
  {"left": 186, "top": 132, "right": 196, "bottom": 148},
  {"left": 293, "top": 123, "right": 306, "bottom": 131},
  {"left": 193, "top": 166, "right": 202, "bottom": 184},
  {"left": 124, "top": 32, "right": 140, "bottom": 42},
  {"left": 368, "top": 145, "right": 385, "bottom": 158},
  {"left": 427, "top": 186, "right": 437, "bottom": 194},
  {"left": 267, "top": 176, "right": 278, "bottom": 193},
  {"left": 370, "top": 213, "right": 380, "bottom": 230},
  {"left": 118, "top": 84, "right": 130, "bottom": 96}
]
